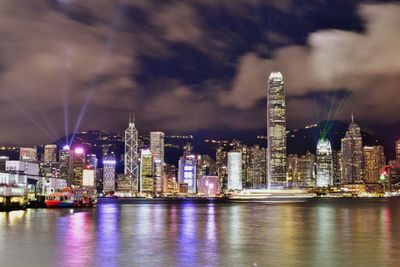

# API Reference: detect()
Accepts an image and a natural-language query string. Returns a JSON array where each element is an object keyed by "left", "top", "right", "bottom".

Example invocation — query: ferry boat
[
  {"left": 45, "top": 190, "right": 97, "bottom": 208},
  {"left": 45, "top": 192, "right": 76, "bottom": 208},
  {"left": 0, "top": 184, "right": 28, "bottom": 211},
  {"left": 227, "top": 189, "right": 316, "bottom": 201}
]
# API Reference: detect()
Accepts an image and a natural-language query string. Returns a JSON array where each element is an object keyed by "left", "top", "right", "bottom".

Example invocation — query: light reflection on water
[{"left": 0, "top": 199, "right": 400, "bottom": 266}]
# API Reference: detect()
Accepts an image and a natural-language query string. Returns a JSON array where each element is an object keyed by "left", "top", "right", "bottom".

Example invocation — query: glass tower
[
  {"left": 150, "top": 131, "right": 165, "bottom": 193},
  {"left": 316, "top": 139, "right": 333, "bottom": 187},
  {"left": 227, "top": 151, "right": 242, "bottom": 191},
  {"left": 267, "top": 72, "right": 287, "bottom": 189},
  {"left": 124, "top": 113, "right": 139, "bottom": 192},
  {"left": 341, "top": 114, "right": 363, "bottom": 184}
]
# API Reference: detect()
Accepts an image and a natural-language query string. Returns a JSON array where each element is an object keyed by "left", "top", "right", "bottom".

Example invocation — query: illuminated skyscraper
[
  {"left": 71, "top": 147, "right": 85, "bottom": 186},
  {"left": 140, "top": 149, "right": 154, "bottom": 193},
  {"left": 178, "top": 154, "right": 197, "bottom": 194},
  {"left": 267, "top": 72, "right": 287, "bottom": 189},
  {"left": 341, "top": 115, "right": 363, "bottom": 184},
  {"left": 44, "top": 144, "right": 57, "bottom": 163},
  {"left": 165, "top": 164, "right": 177, "bottom": 193},
  {"left": 316, "top": 139, "right": 333, "bottom": 187},
  {"left": 396, "top": 139, "right": 400, "bottom": 164},
  {"left": 227, "top": 151, "right": 242, "bottom": 191},
  {"left": 150, "top": 131, "right": 165, "bottom": 193},
  {"left": 103, "top": 154, "right": 116, "bottom": 192},
  {"left": 82, "top": 165, "right": 96, "bottom": 187},
  {"left": 234, "top": 143, "right": 250, "bottom": 188},
  {"left": 363, "top": 146, "right": 385, "bottom": 183},
  {"left": 298, "top": 152, "right": 316, "bottom": 187},
  {"left": 216, "top": 147, "right": 227, "bottom": 190},
  {"left": 248, "top": 145, "right": 266, "bottom": 189},
  {"left": 124, "top": 113, "right": 139, "bottom": 192},
  {"left": 59, "top": 146, "right": 72, "bottom": 181}
]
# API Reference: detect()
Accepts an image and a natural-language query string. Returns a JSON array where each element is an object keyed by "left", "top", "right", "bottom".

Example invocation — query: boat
[
  {"left": 45, "top": 190, "right": 97, "bottom": 208},
  {"left": 227, "top": 189, "right": 316, "bottom": 201},
  {"left": 45, "top": 192, "right": 76, "bottom": 208},
  {"left": 0, "top": 184, "right": 29, "bottom": 211}
]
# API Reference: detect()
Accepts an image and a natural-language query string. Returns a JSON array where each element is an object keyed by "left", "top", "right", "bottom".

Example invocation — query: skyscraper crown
[{"left": 269, "top": 72, "right": 283, "bottom": 80}]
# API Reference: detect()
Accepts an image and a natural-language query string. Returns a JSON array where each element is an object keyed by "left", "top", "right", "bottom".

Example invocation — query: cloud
[
  {"left": 0, "top": 0, "right": 209, "bottom": 144},
  {"left": 220, "top": 3, "right": 400, "bottom": 127},
  {"left": 0, "top": 0, "right": 139, "bottom": 144},
  {"left": 152, "top": 2, "right": 203, "bottom": 45},
  {"left": 0, "top": 0, "right": 399, "bottom": 146}
]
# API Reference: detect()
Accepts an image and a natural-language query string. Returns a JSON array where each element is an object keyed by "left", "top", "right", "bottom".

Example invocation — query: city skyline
[
  {"left": 0, "top": 1, "right": 399, "bottom": 147},
  {"left": 2, "top": 2, "right": 400, "bottom": 267}
]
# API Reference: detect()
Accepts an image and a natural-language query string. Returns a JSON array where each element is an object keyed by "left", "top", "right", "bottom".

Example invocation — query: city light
[
  {"left": 103, "top": 160, "right": 117, "bottom": 165},
  {"left": 1, "top": 2, "right": 399, "bottom": 267},
  {"left": 74, "top": 147, "right": 84, "bottom": 154}
]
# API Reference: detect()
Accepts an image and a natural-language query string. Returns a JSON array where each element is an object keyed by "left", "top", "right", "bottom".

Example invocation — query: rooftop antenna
[{"left": 129, "top": 112, "right": 135, "bottom": 125}]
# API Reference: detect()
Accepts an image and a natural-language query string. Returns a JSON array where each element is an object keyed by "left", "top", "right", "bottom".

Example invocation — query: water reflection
[
  {"left": 177, "top": 204, "right": 198, "bottom": 265},
  {"left": 1, "top": 199, "right": 400, "bottom": 266},
  {"left": 58, "top": 210, "right": 94, "bottom": 266},
  {"left": 96, "top": 204, "right": 120, "bottom": 266}
]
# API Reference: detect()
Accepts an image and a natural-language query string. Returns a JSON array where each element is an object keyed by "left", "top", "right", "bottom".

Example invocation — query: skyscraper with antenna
[
  {"left": 341, "top": 114, "right": 363, "bottom": 184},
  {"left": 125, "top": 112, "right": 139, "bottom": 192}
]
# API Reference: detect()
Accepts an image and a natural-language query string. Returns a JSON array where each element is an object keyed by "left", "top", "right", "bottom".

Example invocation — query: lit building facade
[
  {"left": 59, "top": 146, "right": 72, "bottom": 181},
  {"left": 248, "top": 145, "right": 266, "bottom": 189},
  {"left": 216, "top": 147, "right": 227, "bottom": 191},
  {"left": 341, "top": 115, "right": 363, "bottom": 184},
  {"left": 198, "top": 176, "right": 220, "bottom": 197},
  {"left": 332, "top": 150, "right": 342, "bottom": 186},
  {"left": 297, "top": 152, "right": 316, "bottom": 187},
  {"left": 287, "top": 154, "right": 298, "bottom": 187},
  {"left": 103, "top": 154, "right": 116, "bottom": 192},
  {"left": 44, "top": 144, "right": 57, "bottom": 163},
  {"left": 178, "top": 154, "right": 197, "bottom": 194},
  {"left": 150, "top": 131, "right": 165, "bottom": 193},
  {"left": 232, "top": 142, "right": 250, "bottom": 189},
  {"left": 196, "top": 155, "right": 217, "bottom": 190},
  {"left": 39, "top": 162, "right": 60, "bottom": 178},
  {"left": 363, "top": 146, "right": 385, "bottom": 183},
  {"left": 316, "top": 139, "right": 333, "bottom": 187},
  {"left": 82, "top": 165, "right": 96, "bottom": 187},
  {"left": 19, "top": 147, "right": 37, "bottom": 162},
  {"left": 0, "top": 156, "right": 9, "bottom": 172},
  {"left": 71, "top": 147, "right": 85, "bottom": 186},
  {"left": 140, "top": 149, "right": 154, "bottom": 193},
  {"left": 287, "top": 152, "right": 315, "bottom": 188},
  {"left": 396, "top": 139, "right": 400, "bottom": 164},
  {"left": 227, "top": 151, "right": 242, "bottom": 191},
  {"left": 116, "top": 174, "right": 134, "bottom": 193},
  {"left": 267, "top": 72, "right": 287, "bottom": 189},
  {"left": 165, "top": 163, "right": 177, "bottom": 193},
  {"left": 124, "top": 113, "right": 139, "bottom": 192}
]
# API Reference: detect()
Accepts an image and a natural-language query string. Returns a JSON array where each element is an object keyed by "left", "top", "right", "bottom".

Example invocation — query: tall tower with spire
[
  {"left": 125, "top": 112, "right": 139, "bottom": 192},
  {"left": 267, "top": 72, "right": 287, "bottom": 189},
  {"left": 341, "top": 114, "right": 363, "bottom": 184}
]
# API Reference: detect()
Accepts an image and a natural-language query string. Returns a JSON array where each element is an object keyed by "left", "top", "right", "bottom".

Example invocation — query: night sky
[{"left": 0, "top": 0, "right": 399, "bottom": 148}]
